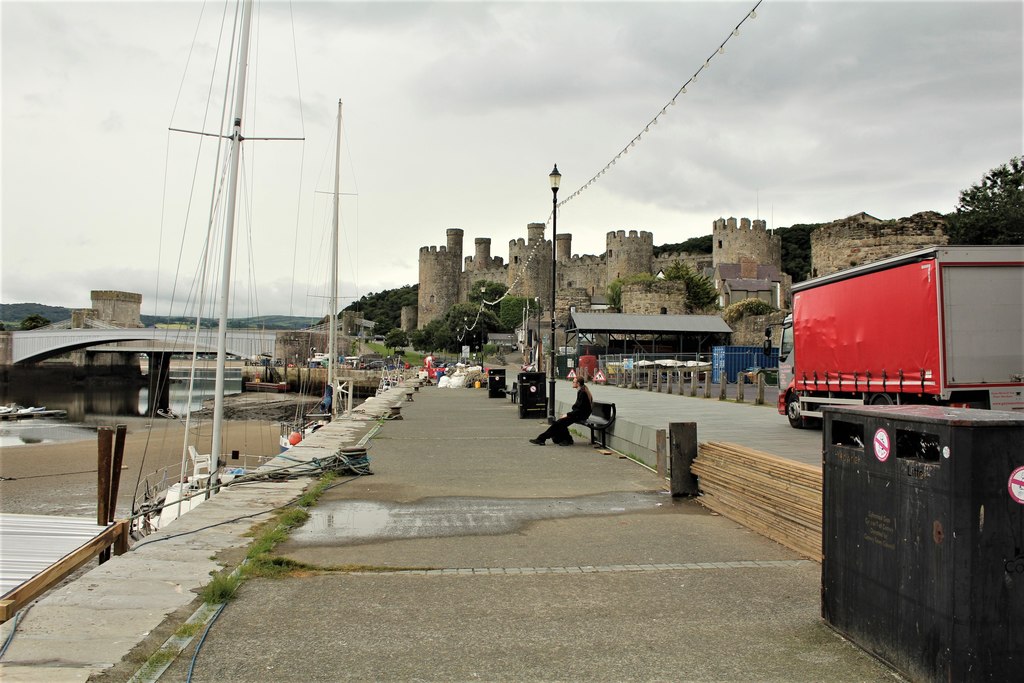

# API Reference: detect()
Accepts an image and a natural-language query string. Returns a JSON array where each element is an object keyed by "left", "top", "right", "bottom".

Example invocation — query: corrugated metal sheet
[
  {"left": 569, "top": 312, "right": 732, "bottom": 334},
  {"left": 0, "top": 513, "right": 108, "bottom": 598}
]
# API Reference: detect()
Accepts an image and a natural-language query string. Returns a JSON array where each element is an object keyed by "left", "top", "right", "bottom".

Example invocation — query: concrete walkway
[{"left": 1, "top": 383, "right": 894, "bottom": 682}]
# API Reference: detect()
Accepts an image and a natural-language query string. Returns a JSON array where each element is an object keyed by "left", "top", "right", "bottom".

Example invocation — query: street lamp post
[{"left": 548, "top": 164, "right": 560, "bottom": 422}]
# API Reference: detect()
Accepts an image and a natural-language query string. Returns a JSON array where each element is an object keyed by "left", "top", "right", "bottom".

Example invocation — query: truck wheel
[
  {"left": 869, "top": 393, "right": 894, "bottom": 405},
  {"left": 786, "top": 395, "right": 805, "bottom": 429}
]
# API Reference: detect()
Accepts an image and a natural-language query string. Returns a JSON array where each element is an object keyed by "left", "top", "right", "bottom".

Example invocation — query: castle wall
[
  {"left": 653, "top": 251, "right": 712, "bottom": 276},
  {"left": 621, "top": 280, "right": 688, "bottom": 315},
  {"left": 91, "top": 290, "right": 143, "bottom": 328},
  {"left": 400, "top": 305, "right": 417, "bottom": 332},
  {"left": 810, "top": 211, "right": 948, "bottom": 278}
]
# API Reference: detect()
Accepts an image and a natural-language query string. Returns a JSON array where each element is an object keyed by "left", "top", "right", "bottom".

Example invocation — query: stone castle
[{"left": 415, "top": 211, "right": 948, "bottom": 329}]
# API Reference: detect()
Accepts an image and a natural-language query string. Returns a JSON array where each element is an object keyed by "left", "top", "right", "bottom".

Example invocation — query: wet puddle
[{"left": 293, "top": 492, "right": 670, "bottom": 545}]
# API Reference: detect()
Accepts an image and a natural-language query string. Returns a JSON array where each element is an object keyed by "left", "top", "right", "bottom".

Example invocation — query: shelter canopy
[{"left": 567, "top": 312, "right": 732, "bottom": 356}]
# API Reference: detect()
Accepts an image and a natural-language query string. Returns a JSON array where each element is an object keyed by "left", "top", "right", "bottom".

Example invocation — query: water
[{"left": 0, "top": 373, "right": 243, "bottom": 446}]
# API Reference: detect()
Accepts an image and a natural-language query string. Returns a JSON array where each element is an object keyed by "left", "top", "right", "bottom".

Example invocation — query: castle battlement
[{"left": 419, "top": 245, "right": 452, "bottom": 255}]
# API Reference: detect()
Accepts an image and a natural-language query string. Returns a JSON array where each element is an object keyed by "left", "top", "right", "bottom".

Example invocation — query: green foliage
[
  {"left": 0, "top": 303, "right": 68, "bottom": 327},
  {"left": 343, "top": 284, "right": 418, "bottom": 331},
  {"left": 606, "top": 280, "right": 622, "bottom": 310},
  {"left": 498, "top": 296, "right": 539, "bottom": 332},
  {"left": 947, "top": 156, "right": 1024, "bottom": 245},
  {"left": 200, "top": 571, "right": 241, "bottom": 603},
  {"left": 722, "top": 298, "right": 776, "bottom": 324},
  {"left": 469, "top": 280, "right": 508, "bottom": 308},
  {"left": 19, "top": 313, "right": 50, "bottom": 330},
  {"left": 662, "top": 262, "right": 719, "bottom": 312},
  {"left": 384, "top": 327, "right": 409, "bottom": 352},
  {"left": 774, "top": 223, "right": 819, "bottom": 282},
  {"left": 654, "top": 235, "right": 713, "bottom": 256}
]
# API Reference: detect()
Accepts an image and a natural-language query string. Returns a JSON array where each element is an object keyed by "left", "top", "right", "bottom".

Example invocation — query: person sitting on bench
[{"left": 529, "top": 376, "right": 592, "bottom": 447}]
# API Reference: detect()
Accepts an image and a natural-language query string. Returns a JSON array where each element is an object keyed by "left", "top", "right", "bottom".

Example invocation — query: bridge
[{"left": 3, "top": 327, "right": 277, "bottom": 365}]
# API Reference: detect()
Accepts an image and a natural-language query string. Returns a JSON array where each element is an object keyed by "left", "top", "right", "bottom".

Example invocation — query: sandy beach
[{"left": 0, "top": 392, "right": 318, "bottom": 520}]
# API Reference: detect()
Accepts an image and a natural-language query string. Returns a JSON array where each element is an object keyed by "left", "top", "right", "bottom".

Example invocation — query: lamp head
[{"left": 549, "top": 164, "right": 561, "bottom": 192}]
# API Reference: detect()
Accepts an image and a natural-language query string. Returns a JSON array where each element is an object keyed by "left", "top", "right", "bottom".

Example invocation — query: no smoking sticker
[
  {"left": 1009, "top": 466, "right": 1024, "bottom": 504},
  {"left": 873, "top": 428, "right": 891, "bottom": 462}
]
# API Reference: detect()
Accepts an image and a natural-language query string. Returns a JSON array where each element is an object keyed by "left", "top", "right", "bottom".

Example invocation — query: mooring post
[
  {"left": 97, "top": 427, "right": 113, "bottom": 564},
  {"left": 669, "top": 422, "right": 699, "bottom": 497},
  {"left": 755, "top": 373, "right": 766, "bottom": 405},
  {"left": 737, "top": 374, "right": 745, "bottom": 403}
]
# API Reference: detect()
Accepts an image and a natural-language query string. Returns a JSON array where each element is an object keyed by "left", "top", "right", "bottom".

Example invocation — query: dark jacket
[{"left": 566, "top": 388, "right": 592, "bottom": 423}]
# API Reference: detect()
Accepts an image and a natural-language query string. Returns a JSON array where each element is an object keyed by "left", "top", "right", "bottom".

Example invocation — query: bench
[{"left": 584, "top": 401, "right": 616, "bottom": 448}]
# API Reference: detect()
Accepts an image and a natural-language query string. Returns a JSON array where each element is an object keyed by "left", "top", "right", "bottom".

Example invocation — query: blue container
[{"left": 711, "top": 345, "right": 779, "bottom": 384}]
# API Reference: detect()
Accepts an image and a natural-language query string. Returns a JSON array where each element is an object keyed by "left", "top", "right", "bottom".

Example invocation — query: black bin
[
  {"left": 516, "top": 371, "right": 546, "bottom": 419},
  {"left": 487, "top": 368, "right": 506, "bottom": 398},
  {"left": 822, "top": 405, "right": 1024, "bottom": 682}
]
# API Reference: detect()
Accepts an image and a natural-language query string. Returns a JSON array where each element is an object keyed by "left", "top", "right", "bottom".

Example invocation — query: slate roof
[{"left": 568, "top": 312, "right": 732, "bottom": 334}]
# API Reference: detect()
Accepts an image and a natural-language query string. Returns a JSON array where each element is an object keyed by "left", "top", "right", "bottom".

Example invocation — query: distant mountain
[{"left": 0, "top": 304, "right": 318, "bottom": 331}]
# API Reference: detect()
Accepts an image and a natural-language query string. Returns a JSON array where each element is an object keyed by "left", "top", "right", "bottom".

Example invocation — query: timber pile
[{"left": 691, "top": 441, "right": 823, "bottom": 561}]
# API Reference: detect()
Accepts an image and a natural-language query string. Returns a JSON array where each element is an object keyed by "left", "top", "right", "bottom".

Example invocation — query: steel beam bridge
[{"left": 5, "top": 328, "right": 277, "bottom": 365}]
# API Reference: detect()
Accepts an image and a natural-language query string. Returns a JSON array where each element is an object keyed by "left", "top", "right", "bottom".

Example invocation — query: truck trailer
[{"left": 776, "top": 245, "right": 1024, "bottom": 428}]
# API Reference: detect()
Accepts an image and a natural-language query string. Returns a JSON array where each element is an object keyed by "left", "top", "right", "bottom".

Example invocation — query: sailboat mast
[
  {"left": 328, "top": 100, "right": 342, "bottom": 416},
  {"left": 212, "top": 0, "right": 254, "bottom": 464}
]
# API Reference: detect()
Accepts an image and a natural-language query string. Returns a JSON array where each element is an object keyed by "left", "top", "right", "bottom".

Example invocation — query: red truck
[{"left": 776, "top": 245, "right": 1024, "bottom": 428}]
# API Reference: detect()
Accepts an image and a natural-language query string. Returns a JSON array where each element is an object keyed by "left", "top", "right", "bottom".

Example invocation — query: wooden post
[
  {"left": 656, "top": 369, "right": 662, "bottom": 393},
  {"left": 737, "top": 374, "right": 745, "bottom": 403},
  {"left": 669, "top": 422, "right": 699, "bottom": 497},
  {"left": 647, "top": 369, "right": 653, "bottom": 392},
  {"left": 704, "top": 370, "right": 712, "bottom": 398},
  {"left": 690, "top": 367, "right": 698, "bottom": 397},
  {"left": 107, "top": 425, "right": 127, "bottom": 522},
  {"left": 97, "top": 427, "right": 112, "bottom": 564},
  {"left": 719, "top": 374, "right": 728, "bottom": 401},
  {"left": 756, "top": 373, "right": 766, "bottom": 405}
]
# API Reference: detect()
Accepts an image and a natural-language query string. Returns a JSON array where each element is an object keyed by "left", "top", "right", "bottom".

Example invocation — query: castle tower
[
  {"left": 417, "top": 228, "right": 464, "bottom": 328},
  {"left": 507, "top": 222, "right": 551, "bottom": 300},
  {"left": 605, "top": 230, "right": 653, "bottom": 282},
  {"left": 711, "top": 217, "right": 781, "bottom": 269},
  {"left": 472, "top": 238, "right": 491, "bottom": 271},
  {"left": 555, "top": 233, "right": 572, "bottom": 262},
  {"left": 91, "top": 290, "right": 143, "bottom": 328}
]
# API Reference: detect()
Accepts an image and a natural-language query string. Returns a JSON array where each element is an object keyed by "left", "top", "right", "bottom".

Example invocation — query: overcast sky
[{"left": 2, "top": 0, "right": 1021, "bottom": 320}]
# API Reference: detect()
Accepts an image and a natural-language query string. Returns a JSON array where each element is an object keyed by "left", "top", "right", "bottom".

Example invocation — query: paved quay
[
  {"left": 1, "top": 382, "right": 894, "bottom": 682},
  {"left": 154, "top": 384, "right": 894, "bottom": 682}
]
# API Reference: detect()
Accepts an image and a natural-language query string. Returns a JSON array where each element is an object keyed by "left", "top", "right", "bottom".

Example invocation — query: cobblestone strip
[{"left": 348, "top": 560, "right": 813, "bottom": 576}]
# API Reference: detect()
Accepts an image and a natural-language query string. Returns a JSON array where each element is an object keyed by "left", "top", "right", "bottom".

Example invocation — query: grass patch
[
  {"left": 200, "top": 571, "right": 241, "bottom": 603},
  {"left": 174, "top": 621, "right": 205, "bottom": 639}
]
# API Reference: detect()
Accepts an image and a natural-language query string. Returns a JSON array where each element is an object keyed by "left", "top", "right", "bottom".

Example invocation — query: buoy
[{"left": 288, "top": 431, "right": 302, "bottom": 445}]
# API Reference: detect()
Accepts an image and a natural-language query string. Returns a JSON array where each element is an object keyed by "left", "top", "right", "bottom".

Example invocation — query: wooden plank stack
[{"left": 691, "top": 441, "right": 823, "bottom": 561}]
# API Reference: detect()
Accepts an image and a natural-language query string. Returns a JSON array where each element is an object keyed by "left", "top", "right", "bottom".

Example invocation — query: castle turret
[
  {"left": 555, "top": 233, "right": 572, "bottom": 262},
  {"left": 473, "top": 238, "right": 491, "bottom": 270},
  {"left": 507, "top": 223, "right": 551, "bottom": 300},
  {"left": 417, "top": 228, "right": 464, "bottom": 328}
]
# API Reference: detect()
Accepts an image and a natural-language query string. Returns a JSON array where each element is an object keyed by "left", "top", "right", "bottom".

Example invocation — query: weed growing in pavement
[
  {"left": 174, "top": 620, "right": 205, "bottom": 639},
  {"left": 200, "top": 571, "right": 241, "bottom": 603}
]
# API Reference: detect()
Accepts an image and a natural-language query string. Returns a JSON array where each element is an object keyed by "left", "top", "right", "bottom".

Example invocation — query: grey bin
[
  {"left": 821, "top": 405, "right": 1024, "bottom": 682},
  {"left": 516, "top": 371, "right": 546, "bottom": 419},
  {"left": 487, "top": 368, "right": 506, "bottom": 398}
]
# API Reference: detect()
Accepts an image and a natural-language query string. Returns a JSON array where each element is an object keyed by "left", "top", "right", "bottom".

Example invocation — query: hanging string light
[
  {"left": 558, "top": 0, "right": 761, "bottom": 208},
  {"left": 454, "top": 0, "right": 763, "bottom": 336}
]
